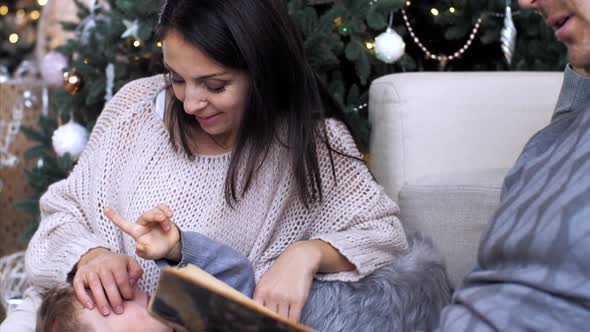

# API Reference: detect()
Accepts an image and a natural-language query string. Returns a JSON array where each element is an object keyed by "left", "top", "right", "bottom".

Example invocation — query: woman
[{"left": 24, "top": 0, "right": 408, "bottom": 326}]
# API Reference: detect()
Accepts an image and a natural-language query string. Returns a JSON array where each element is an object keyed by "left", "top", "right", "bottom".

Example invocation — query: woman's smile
[{"left": 195, "top": 112, "right": 223, "bottom": 127}]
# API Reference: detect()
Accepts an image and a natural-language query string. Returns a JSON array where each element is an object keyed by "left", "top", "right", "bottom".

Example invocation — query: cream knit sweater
[{"left": 24, "top": 75, "right": 408, "bottom": 295}]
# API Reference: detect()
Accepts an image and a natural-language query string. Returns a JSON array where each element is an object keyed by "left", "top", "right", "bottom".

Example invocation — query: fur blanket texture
[{"left": 301, "top": 233, "right": 452, "bottom": 332}]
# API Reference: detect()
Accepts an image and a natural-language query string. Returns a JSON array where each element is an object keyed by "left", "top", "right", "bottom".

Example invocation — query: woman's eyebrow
[{"left": 163, "top": 62, "right": 228, "bottom": 80}]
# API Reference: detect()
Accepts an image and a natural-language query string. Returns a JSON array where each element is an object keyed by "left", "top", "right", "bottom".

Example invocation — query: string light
[
  {"left": 30, "top": 10, "right": 41, "bottom": 20},
  {"left": 9, "top": 33, "right": 19, "bottom": 44},
  {"left": 156, "top": 41, "right": 162, "bottom": 48},
  {"left": 16, "top": 9, "right": 25, "bottom": 18},
  {"left": 353, "top": 103, "right": 368, "bottom": 112},
  {"left": 0, "top": 5, "right": 8, "bottom": 16},
  {"left": 406, "top": 1, "right": 411, "bottom": 6},
  {"left": 133, "top": 40, "right": 142, "bottom": 48},
  {"left": 67, "top": 74, "right": 80, "bottom": 85},
  {"left": 431, "top": 8, "right": 439, "bottom": 16},
  {"left": 449, "top": 7, "right": 456, "bottom": 13},
  {"left": 37, "top": 0, "right": 48, "bottom": 6},
  {"left": 365, "top": 41, "right": 375, "bottom": 50}
]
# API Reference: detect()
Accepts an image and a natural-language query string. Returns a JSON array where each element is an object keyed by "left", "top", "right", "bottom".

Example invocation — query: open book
[{"left": 148, "top": 264, "right": 317, "bottom": 332}]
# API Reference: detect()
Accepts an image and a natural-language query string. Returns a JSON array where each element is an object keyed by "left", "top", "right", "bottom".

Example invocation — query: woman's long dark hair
[{"left": 157, "top": 0, "right": 359, "bottom": 207}]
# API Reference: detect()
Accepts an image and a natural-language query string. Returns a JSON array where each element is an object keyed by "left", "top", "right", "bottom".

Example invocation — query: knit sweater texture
[{"left": 24, "top": 75, "right": 408, "bottom": 295}]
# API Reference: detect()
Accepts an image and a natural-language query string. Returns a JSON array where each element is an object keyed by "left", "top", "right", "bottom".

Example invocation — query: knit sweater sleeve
[
  {"left": 310, "top": 119, "right": 408, "bottom": 281},
  {"left": 253, "top": 119, "right": 408, "bottom": 282},
  {"left": 24, "top": 80, "right": 152, "bottom": 288}
]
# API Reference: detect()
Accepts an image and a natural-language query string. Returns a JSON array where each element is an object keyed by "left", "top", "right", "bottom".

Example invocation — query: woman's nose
[{"left": 183, "top": 89, "right": 208, "bottom": 114}]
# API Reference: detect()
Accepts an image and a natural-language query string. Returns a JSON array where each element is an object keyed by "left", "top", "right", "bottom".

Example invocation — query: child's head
[
  {"left": 36, "top": 287, "right": 91, "bottom": 332},
  {"left": 36, "top": 286, "right": 171, "bottom": 332}
]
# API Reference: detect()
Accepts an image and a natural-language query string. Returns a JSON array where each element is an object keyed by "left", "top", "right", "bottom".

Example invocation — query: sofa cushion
[
  {"left": 368, "top": 72, "right": 562, "bottom": 202},
  {"left": 398, "top": 168, "right": 507, "bottom": 288}
]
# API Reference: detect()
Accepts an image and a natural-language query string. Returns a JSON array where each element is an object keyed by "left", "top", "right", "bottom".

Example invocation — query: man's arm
[{"left": 158, "top": 231, "right": 256, "bottom": 297}]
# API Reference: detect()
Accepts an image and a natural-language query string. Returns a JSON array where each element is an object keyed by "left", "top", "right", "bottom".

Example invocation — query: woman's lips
[{"left": 196, "top": 113, "right": 222, "bottom": 126}]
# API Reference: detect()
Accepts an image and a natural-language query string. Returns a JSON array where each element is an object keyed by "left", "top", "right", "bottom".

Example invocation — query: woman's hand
[
  {"left": 253, "top": 241, "right": 322, "bottom": 322},
  {"left": 104, "top": 205, "right": 182, "bottom": 262},
  {"left": 72, "top": 247, "right": 144, "bottom": 316}
]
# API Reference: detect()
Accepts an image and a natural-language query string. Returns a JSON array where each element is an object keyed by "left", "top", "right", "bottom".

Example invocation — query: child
[{"left": 35, "top": 205, "right": 255, "bottom": 332}]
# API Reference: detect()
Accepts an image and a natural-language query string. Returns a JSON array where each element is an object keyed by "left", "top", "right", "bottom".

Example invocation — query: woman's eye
[
  {"left": 167, "top": 72, "right": 184, "bottom": 84},
  {"left": 206, "top": 84, "right": 226, "bottom": 93},
  {"left": 171, "top": 77, "right": 185, "bottom": 84}
]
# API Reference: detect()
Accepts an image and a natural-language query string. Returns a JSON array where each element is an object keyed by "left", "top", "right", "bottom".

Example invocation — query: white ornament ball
[
  {"left": 52, "top": 120, "right": 89, "bottom": 160},
  {"left": 374, "top": 27, "right": 405, "bottom": 64},
  {"left": 40, "top": 51, "right": 68, "bottom": 88}
]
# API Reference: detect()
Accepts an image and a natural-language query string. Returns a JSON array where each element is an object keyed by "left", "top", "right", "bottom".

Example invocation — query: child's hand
[{"left": 104, "top": 205, "right": 182, "bottom": 262}]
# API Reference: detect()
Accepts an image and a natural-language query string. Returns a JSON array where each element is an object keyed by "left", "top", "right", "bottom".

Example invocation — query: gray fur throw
[{"left": 301, "top": 234, "right": 451, "bottom": 332}]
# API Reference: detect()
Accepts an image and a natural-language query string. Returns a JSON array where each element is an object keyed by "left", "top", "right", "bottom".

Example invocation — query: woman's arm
[
  {"left": 253, "top": 240, "right": 355, "bottom": 322},
  {"left": 25, "top": 81, "right": 152, "bottom": 316},
  {"left": 291, "top": 240, "right": 354, "bottom": 274},
  {"left": 253, "top": 119, "right": 408, "bottom": 321}
]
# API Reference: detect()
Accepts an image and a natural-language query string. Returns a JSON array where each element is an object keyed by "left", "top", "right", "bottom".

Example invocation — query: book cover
[{"left": 149, "top": 264, "right": 317, "bottom": 332}]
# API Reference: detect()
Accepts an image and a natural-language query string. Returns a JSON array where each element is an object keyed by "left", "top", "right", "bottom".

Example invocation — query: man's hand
[
  {"left": 104, "top": 205, "right": 182, "bottom": 262},
  {"left": 73, "top": 248, "right": 144, "bottom": 316}
]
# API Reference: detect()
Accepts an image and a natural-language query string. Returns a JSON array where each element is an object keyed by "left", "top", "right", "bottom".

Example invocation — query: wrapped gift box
[{"left": 0, "top": 81, "right": 45, "bottom": 257}]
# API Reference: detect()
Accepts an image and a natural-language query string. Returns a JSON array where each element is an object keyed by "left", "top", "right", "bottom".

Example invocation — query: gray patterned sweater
[{"left": 438, "top": 66, "right": 590, "bottom": 331}]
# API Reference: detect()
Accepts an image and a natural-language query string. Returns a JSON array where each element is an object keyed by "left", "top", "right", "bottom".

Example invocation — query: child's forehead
[{"left": 76, "top": 288, "right": 153, "bottom": 329}]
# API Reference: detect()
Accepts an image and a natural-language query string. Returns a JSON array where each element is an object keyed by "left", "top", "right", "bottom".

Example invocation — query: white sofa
[{"left": 368, "top": 72, "right": 564, "bottom": 288}]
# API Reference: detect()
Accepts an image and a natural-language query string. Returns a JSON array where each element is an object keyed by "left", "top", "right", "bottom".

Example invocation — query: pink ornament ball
[{"left": 40, "top": 51, "right": 68, "bottom": 88}]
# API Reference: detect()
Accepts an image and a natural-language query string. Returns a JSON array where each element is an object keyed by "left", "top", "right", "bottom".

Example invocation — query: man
[{"left": 438, "top": 0, "right": 590, "bottom": 330}]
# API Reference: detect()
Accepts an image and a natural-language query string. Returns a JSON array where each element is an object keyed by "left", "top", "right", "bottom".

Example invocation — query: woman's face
[{"left": 162, "top": 29, "right": 250, "bottom": 148}]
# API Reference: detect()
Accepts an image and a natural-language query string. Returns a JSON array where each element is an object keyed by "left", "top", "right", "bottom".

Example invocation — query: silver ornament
[
  {"left": 121, "top": 19, "right": 141, "bottom": 40},
  {"left": 0, "top": 101, "right": 23, "bottom": 169},
  {"left": 501, "top": 4, "right": 517, "bottom": 65},
  {"left": 14, "top": 61, "right": 39, "bottom": 81},
  {"left": 0, "top": 65, "right": 9, "bottom": 83},
  {"left": 105, "top": 63, "right": 115, "bottom": 103},
  {"left": 76, "top": 1, "right": 109, "bottom": 45}
]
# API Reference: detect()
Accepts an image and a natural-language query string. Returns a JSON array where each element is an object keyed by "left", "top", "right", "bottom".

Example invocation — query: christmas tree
[
  {"left": 0, "top": 0, "right": 43, "bottom": 73},
  {"left": 18, "top": 0, "right": 566, "bottom": 241}
]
